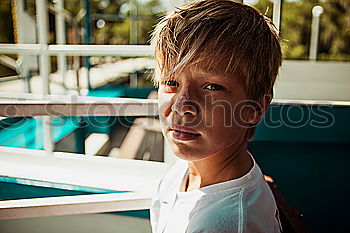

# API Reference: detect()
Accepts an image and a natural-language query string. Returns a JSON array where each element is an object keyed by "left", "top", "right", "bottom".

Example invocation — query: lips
[
  {"left": 169, "top": 125, "right": 200, "bottom": 134},
  {"left": 168, "top": 126, "right": 200, "bottom": 141}
]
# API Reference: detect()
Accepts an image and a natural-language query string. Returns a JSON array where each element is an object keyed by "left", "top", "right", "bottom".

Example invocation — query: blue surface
[
  {"left": 82, "top": 85, "right": 156, "bottom": 134},
  {"left": 254, "top": 105, "right": 350, "bottom": 143},
  {"left": 249, "top": 141, "right": 350, "bottom": 233},
  {"left": 0, "top": 176, "right": 149, "bottom": 219},
  {"left": 0, "top": 176, "right": 122, "bottom": 198},
  {"left": 0, "top": 86, "right": 156, "bottom": 150},
  {"left": 0, "top": 117, "right": 80, "bottom": 149},
  {"left": 87, "top": 85, "right": 156, "bottom": 99},
  {"left": 249, "top": 104, "right": 350, "bottom": 233}
]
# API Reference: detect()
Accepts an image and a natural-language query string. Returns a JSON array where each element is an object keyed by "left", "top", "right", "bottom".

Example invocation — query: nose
[
  {"left": 171, "top": 99, "right": 198, "bottom": 117},
  {"left": 171, "top": 84, "right": 199, "bottom": 117}
]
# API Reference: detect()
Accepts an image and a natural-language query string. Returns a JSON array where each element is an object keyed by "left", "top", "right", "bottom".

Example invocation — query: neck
[{"left": 184, "top": 143, "right": 253, "bottom": 192}]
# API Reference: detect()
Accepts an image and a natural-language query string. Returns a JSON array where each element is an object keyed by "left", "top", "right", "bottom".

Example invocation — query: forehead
[
  {"left": 175, "top": 65, "right": 244, "bottom": 90},
  {"left": 176, "top": 63, "right": 235, "bottom": 82},
  {"left": 158, "top": 52, "right": 245, "bottom": 89},
  {"left": 191, "top": 65, "right": 229, "bottom": 78}
]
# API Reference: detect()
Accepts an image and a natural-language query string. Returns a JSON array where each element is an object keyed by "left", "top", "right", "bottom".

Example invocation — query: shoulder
[
  {"left": 243, "top": 179, "right": 282, "bottom": 233},
  {"left": 186, "top": 189, "right": 244, "bottom": 233},
  {"left": 186, "top": 178, "right": 281, "bottom": 233}
]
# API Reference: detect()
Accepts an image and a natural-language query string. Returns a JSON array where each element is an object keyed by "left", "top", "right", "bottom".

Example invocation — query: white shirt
[{"left": 150, "top": 157, "right": 282, "bottom": 233}]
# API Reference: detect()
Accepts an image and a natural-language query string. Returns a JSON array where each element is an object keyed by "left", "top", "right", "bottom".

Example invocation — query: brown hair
[{"left": 150, "top": 0, "right": 282, "bottom": 101}]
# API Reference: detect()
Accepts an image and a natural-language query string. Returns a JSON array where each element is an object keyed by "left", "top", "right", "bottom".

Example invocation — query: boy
[{"left": 150, "top": 0, "right": 282, "bottom": 232}]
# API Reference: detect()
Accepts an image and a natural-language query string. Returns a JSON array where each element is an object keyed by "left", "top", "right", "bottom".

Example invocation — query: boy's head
[
  {"left": 151, "top": 0, "right": 282, "bottom": 101},
  {"left": 152, "top": 0, "right": 282, "bottom": 161}
]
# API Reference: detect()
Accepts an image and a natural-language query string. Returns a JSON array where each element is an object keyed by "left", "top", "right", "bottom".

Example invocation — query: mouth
[{"left": 168, "top": 127, "right": 201, "bottom": 141}]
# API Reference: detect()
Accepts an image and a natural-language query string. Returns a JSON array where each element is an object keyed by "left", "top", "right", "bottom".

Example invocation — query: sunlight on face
[{"left": 157, "top": 65, "right": 254, "bottom": 162}]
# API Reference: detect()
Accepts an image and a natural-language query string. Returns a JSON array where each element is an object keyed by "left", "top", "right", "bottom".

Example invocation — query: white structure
[
  {"left": 12, "top": 0, "right": 39, "bottom": 92},
  {"left": 309, "top": 5, "right": 324, "bottom": 61}
]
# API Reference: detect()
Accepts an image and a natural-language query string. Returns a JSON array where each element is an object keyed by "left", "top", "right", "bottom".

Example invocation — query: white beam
[
  {"left": 55, "top": 0, "right": 67, "bottom": 93},
  {"left": 272, "top": 0, "right": 282, "bottom": 33},
  {"left": 0, "top": 146, "right": 168, "bottom": 193},
  {"left": 0, "top": 44, "right": 154, "bottom": 57},
  {"left": 309, "top": 6, "right": 324, "bottom": 61},
  {"left": 0, "top": 192, "right": 152, "bottom": 220},
  {"left": 0, "top": 97, "right": 159, "bottom": 117},
  {"left": 36, "top": 0, "right": 53, "bottom": 155},
  {"left": 36, "top": 0, "right": 50, "bottom": 95}
]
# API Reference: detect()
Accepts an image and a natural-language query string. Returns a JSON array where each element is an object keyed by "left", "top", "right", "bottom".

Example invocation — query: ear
[{"left": 246, "top": 94, "right": 272, "bottom": 125}]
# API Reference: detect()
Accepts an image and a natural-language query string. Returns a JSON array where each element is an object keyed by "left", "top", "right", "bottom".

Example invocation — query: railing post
[
  {"left": 272, "top": 0, "right": 282, "bottom": 33},
  {"left": 130, "top": 0, "right": 138, "bottom": 45},
  {"left": 84, "top": 0, "right": 92, "bottom": 91},
  {"left": 130, "top": 71, "right": 138, "bottom": 88},
  {"left": 36, "top": 0, "right": 54, "bottom": 155},
  {"left": 309, "top": 6, "right": 324, "bottom": 61},
  {"left": 129, "top": 0, "right": 138, "bottom": 87},
  {"left": 55, "top": 0, "right": 67, "bottom": 94},
  {"left": 36, "top": 0, "right": 49, "bottom": 96}
]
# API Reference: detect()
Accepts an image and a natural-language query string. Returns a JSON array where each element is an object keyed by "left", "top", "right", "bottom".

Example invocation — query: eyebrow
[{"left": 195, "top": 68, "right": 231, "bottom": 80}]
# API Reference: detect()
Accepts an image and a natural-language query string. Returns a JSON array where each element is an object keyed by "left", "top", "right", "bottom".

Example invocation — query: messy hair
[{"left": 150, "top": 0, "right": 282, "bottom": 101}]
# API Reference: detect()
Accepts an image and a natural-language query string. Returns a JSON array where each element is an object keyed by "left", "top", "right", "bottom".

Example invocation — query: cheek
[
  {"left": 204, "top": 100, "right": 237, "bottom": 127},
  {"left": 157, "top": 92, "right": 172, "bottom": 114},
  {"left": 207, "top": 107, "right": 246, "bottom": 148},
  {"left": 234, "top": 104, "right": 255, "bottom": 126},
  {"left": 157, "top": 92, "right": 173, "bottom": 129},
  {"left": 203, "top": 101, "right": 248, "bottom": 141}
]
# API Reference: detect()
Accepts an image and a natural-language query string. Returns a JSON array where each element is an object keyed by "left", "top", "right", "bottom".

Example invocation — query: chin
[{"left": 170, "top": 145, "right": 209, "bottom": 162}]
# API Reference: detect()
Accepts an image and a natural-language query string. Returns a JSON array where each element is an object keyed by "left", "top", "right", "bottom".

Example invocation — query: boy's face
[{"left": 158, "top": 63, "right": 254, "bottom": 162}]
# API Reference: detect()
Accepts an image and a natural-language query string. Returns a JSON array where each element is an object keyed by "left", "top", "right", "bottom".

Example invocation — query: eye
[
  {"left": 161, "top": 80, "right": 179, "bottom": 87},
  {"left": 204, "top": 83, "right": 225, "bottom": 91},
  {"left": 160, "top": 80, "right": 179, "bottom": 93}
]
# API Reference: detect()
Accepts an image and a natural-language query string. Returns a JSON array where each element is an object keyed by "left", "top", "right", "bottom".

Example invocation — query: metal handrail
[
  {"left": 0, "top": 147, "right": 169, "bottom": 220},
  {"left": 0, "top": 97, "right": 159, "bottom": 117},
  {"left": 1, "top": 93, "right": 349, "bottom": 118},
  {"left": 0, "top": 44, "right": 154, "bottom": 57},
  {"left": 0, "top": 0, "right": 158, "bottom": 221},
  {"left": 0, "top": 192, "right": 152, "bottom": 220}
]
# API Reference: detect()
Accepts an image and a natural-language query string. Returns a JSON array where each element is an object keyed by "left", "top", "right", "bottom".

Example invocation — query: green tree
[
  {"left": 319, "top": 0, "right": 350, "bottom": 60},
  {"left": 254, "top": 0, "right": 350, "bottom": 61},
  {"left": 92, "top": 0, "right": 162, "bottom": 45},
  {"left": 0, "top": 0, "right": 14, "bottom": 43},
  {"left": 0, "top": 0, "right": 16, "bottom": 77}
]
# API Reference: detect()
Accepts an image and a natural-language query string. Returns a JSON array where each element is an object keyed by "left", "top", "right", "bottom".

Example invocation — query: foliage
[
  {"left": 254, "top": 0, "right": 350, "bottom": 61},
  {"left": 0, "top": 0, "right": 348, "bottom": 60},
  {"left": 319, "top": 0, "right": 350, "bottom": 60},
  {"left": 0, "top": 0, "right": 14, "bottom": 43},
  {"left": 91, "top": 0, "right": 162, "bottom": 45},
  {"left": 0, "top": 0, "right": 16, "bottom": 77}
]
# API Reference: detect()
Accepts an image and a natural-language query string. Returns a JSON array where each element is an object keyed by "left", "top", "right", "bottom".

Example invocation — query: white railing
[
  {"left": 0, "top": 146, "right": 169, "bottom": 220},
  {"left": 0, "top": 95, "right": 159, "bottom": 117},
  {"left": 0, "top": 192, "right": 152, "bottom": 220},
  {"left": 0, "top": 0, "right": 156, "bottom": 154},
  {"left": 0, "top": 0, "right": 162, "bottom": 221},
  {"left": 1, "top": 94, "right": 350, "bottom": 118},
  {"left": 0, "top": 44, "right": 153, "bottom": 57}
]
